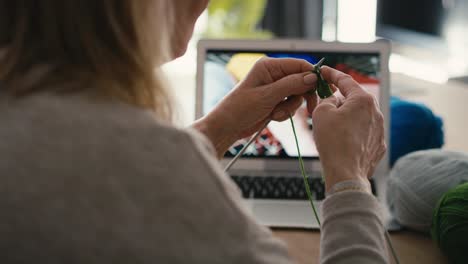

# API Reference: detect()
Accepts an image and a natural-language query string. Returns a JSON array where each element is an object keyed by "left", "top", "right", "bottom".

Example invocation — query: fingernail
[
  {"left": 273, "top": 110, "right": 287, "bottom": 120},
  {"left": 303, "top": 73, "right": 317, "bottom": 85}
]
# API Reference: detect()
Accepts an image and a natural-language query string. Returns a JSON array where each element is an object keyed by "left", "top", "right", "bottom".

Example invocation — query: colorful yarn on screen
[{"left": 431, "top": 182, "right": 468, "bottom": 264}]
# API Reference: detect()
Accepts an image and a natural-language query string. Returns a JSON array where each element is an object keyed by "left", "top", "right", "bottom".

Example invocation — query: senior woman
[{"left": 0, "top": 1, "right": 388, "bottom": 263}]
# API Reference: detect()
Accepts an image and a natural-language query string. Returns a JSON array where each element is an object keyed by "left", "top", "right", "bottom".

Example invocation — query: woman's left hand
[{"left": 192, "top": 57, "right": 318, "bottom": 158}]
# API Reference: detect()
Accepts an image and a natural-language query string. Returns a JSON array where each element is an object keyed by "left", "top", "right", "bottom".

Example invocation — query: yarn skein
[
  {"left": 431, "top": 182, "right": 468, "bottom": 264},
  {"left": 387, "top": 150, "right": 468, "bottom": 232},
  {"left": 390, "top": 96, "right": 444, "bottom": 166}
]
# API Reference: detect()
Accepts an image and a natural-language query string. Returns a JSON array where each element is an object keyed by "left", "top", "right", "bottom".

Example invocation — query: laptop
[{"left": 195, "top": 39, "right": 391, "bottom": 229}]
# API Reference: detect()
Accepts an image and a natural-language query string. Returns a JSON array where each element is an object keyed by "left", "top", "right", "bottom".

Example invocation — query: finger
[
  {"left": 312, "top": 95, "right": 339, "bottom": 118},
  {"left": 271, "top": 96, "right": 303, "bottom": 122},
  {"left": 262, "top": 72, "right": 317, "bottom": 102},
  {"left": 335, "top": 91, "right": 345, "bottom": 107},
  {"left": 319, "top": 95, "right": 339, "bottom": 108},
  {"left": 303, "top": 92, "right": 318, "bottom": 114},
  {"left": 257, "top": 58, "right": 314, "bottom": 81},
  {"left": 320, "top": 66, "right": 366, "bottom": 98}
]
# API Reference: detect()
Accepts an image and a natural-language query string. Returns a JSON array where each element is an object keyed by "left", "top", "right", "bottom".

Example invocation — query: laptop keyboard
[{"left": 230, "top": 175, "right": 376, "bottom": 201}]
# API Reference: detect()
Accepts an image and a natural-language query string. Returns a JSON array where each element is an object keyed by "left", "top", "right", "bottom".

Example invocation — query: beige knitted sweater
[{"left": 0, "top": 92, "right": 388, "bottom": 263}]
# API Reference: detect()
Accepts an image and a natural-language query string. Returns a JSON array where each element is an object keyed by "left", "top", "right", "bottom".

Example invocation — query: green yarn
[
  {"left": 289, "top": 115, "right": 321, "bottom": 227},
  {"left": 431, "top": 182, "right": 468, "bottom": 264}
]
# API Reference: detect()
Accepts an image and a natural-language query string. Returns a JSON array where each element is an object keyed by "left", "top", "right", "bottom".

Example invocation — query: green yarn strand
[{"left": 289, "top": 115, "right": 321, "bottom": 227}]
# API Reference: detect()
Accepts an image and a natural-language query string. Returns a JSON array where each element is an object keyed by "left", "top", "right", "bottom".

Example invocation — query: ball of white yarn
[{"left": 387, "top": 149, "right": 468, "bottom": 232}]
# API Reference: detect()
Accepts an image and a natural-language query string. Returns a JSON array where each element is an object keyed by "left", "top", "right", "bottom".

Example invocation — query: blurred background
[{"left": 164, "top": 0, "right": 468, "bottom": 152}]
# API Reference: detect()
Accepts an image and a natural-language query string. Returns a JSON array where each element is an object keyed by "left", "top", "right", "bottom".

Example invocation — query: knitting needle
[
  {"left": 224, "top": 59, "right": 325, "bottom": 172},
  {"left": 315, "top": 57, "right": 325, "bottom": 68},
  {"left": 224, "top": 120, "right": 270, "bottom": 172}
]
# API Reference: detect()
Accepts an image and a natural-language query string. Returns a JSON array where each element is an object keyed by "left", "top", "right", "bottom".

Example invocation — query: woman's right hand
[{"left": 312, "top": 66, "right": 386, "bottom": 192}]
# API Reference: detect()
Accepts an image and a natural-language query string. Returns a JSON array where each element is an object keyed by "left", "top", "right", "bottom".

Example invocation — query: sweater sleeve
[
  {"left": 319, "top": 191, "right": 389, "bottom": 264},
  {"left": 183, "top": 128, "right": 296, "bottom": 264}
]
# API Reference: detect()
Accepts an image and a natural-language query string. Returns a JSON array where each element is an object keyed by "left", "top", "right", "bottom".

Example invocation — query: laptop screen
[{"left": 202, "top": 50, "right": 381, "bottom": 159}]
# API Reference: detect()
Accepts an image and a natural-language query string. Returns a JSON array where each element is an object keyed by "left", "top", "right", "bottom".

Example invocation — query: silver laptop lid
[{"left": 196, "top": 39, "right": 390, "bottom": 177}]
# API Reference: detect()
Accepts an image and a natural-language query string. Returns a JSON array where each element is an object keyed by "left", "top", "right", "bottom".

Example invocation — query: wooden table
[
  {"left": 273, "top": 229, "right": 448, "bottom": 264},
  {"left": 271, "top": 73, "right": 468, "bottom": 264}
]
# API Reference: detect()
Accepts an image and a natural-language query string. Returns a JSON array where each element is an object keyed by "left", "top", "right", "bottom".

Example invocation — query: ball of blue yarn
[
  {"left": 390, "top": 96, "right": 444, "bottom": 166},
  {"left": 387, "top": 150, "right": 468, "bottom": 232},
  {"left": 431, "top": 182, "right": 468, "bottom": 264}
]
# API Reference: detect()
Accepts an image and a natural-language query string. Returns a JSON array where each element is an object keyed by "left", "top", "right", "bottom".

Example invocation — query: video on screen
[{"left": 203, "top": 50, "right": 381, "bottom": 158}]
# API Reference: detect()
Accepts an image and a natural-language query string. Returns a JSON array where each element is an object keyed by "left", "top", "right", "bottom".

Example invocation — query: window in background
[
  {"left": 162, "top": 11, "right": 207, "bottom": 125},
  {"left": 322, "top": 0, "right": 377, "bottom": 42},
  {"left": 336, "top": 0, "right": 377, "bottom": 43}
]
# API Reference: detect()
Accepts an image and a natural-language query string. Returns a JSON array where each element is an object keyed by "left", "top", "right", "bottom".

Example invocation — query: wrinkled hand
[
  {"left": 193, "top": 58, "right": 318, "bottom": 158},
  {"left": 312, "top": 66, "right": 386, "bottom": 191}
]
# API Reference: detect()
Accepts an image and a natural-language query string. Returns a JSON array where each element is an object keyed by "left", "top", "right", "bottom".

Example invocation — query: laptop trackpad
[{"left": 249, "top": 199, "right": 321, "bottom": 229}]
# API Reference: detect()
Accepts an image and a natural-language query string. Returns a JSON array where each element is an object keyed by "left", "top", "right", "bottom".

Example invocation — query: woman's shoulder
[
  {"left": 0, "top": 91, "right": 174, "bottom": 130},
  {"left": 0, "top": 92, "right": 213, "bottom": 165}
]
